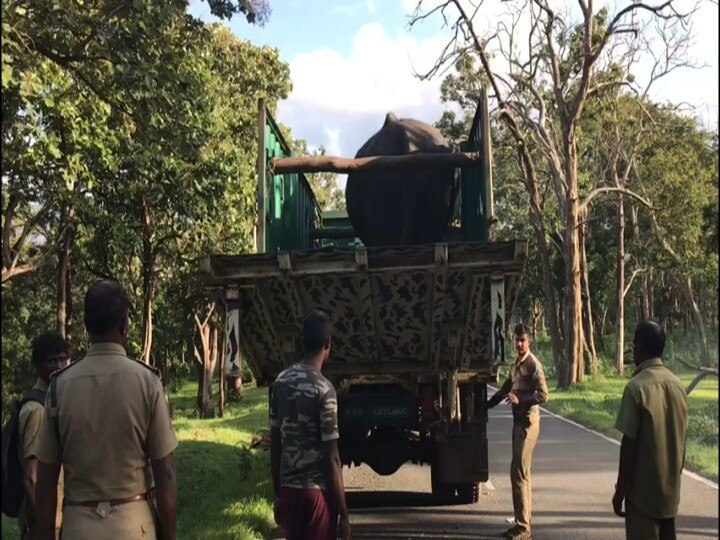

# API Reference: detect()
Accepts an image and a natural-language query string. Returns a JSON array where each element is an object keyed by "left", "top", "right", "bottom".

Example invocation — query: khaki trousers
[
  {"left": 625, "top": 498, "right": 676, "bottom": 540},
  {"left": 60, "top": 500, "right": 156, "bottom": 539},
  {"left": 511, "top": 413, "right": 539, "bottom": 535}
]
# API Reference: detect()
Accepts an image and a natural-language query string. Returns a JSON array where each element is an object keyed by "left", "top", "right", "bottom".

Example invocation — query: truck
[{"left": 200, "top": 89, "right": 527, "bottom": 504}]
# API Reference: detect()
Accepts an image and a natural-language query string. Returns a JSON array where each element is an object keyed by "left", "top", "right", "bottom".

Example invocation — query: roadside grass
[
  {"left": 542, "top": 373, "right": 719, "bottom": 482},
  {"left": 1, "top": 381, "right": 275, "bottom": 540}
]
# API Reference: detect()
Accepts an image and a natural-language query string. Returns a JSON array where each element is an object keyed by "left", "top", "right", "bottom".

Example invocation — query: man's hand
[
  {"left": 273, "top": 497, "right": 284, "bottom": 528},
  {"left": 339, "top": 513, "right": 351, "bottom": 540},
  {"left": 505, "top": 392, "right": 519, "bottom": 405},
  {"left": 612, "top": 489, "right": 626, "bottom": 517}
]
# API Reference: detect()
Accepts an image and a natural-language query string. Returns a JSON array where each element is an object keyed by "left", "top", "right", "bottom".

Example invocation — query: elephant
[{"left": 345, "top": 112, "right": 460, "bottom": 247}]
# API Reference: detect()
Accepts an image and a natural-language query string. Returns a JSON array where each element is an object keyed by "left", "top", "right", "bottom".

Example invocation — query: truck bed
[{"left": 200, "top": 240, "right": 527, "bottom": 384}]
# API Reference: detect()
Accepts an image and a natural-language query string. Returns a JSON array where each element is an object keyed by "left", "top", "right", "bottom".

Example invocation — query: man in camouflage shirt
[
  {"left": 488, "top": 323, "right": 549, "bottom": 540},
  {"left": 270, "top": 311, "right": 350, "bottom": 540}
]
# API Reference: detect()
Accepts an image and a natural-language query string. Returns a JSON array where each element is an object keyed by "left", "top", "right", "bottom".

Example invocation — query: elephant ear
[{"left": 383, "top": 112, "right": 398, "bottom": 127}]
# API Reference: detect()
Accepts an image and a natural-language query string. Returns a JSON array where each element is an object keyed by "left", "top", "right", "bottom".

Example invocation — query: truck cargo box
[{"left": 200, "top": 239, "right": 526, "bottom": 385}]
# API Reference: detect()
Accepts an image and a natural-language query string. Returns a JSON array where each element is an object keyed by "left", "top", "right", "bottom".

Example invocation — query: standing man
[
  {"left": 18, "top": 331, "right": 69, "bottom": 540},
  {"left": 270, "top": 311, "right": 350, "bottom": 540},
  {"left": 613, "top": 320, "right": 688, "bottom": 540},
  {"left": 32, "top": 280, "right": 178, "bottom": 540},
  {"left": 487, "top": 323, "right": 548, "bottom": 540}
]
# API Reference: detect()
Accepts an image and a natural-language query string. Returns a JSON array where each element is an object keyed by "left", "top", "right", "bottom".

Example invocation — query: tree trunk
[
  {"left": 580, "top": 220, "right": 597, "bottom": 375},
  {"left": 57, "top": 206, "right": 75, "bottom": 344},
  {"left": 615, "top": 192, "right": 625, "bottom": 375},
  {"left": 140, "top": 200, "right": 155, "bottom": 365},
  {"left": 560, "top": 135, "right": 583, "bottom": 387},
  {"left": 681, "top": 277, "right": 712, "bottom": 367},
  {"left": 218, "top": 327, "right": 226, "bottom": 418}
]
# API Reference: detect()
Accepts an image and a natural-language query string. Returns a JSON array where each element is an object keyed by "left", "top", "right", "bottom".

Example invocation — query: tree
[{"left": 410, "top": 0, "right": 696, "bottom": 386}]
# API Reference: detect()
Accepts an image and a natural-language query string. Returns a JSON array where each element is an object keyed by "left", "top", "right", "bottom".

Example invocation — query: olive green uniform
[
  {"left": 35, "top": 343, "right": 178, "bottom": 539},
  {"left": 17, "top": 378, "right": 64, "bottom": 540},
  {"left": 615, "top": 358, "right": 688, "bottom": 540},
  {"left": 489, "top": 351, "right": 549, "bottom": 539}
]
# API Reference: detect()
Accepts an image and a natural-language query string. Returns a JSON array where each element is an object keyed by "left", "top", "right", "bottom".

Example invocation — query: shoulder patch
[
  {"left": 49, "top": 359, "right": 82, "bottom": 380},
  {"left": 130, "top": 359, "right": 161, "bottom": 378}
]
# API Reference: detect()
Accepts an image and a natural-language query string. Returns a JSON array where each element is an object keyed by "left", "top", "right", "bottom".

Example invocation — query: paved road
[{"left": 337, "top": 399, "right": 719, "bottom": 539}]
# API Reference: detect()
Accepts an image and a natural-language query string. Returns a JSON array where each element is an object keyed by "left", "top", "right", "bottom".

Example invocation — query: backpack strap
[{"left": 20, "top": 387, "right": 47, "bottom": 407}]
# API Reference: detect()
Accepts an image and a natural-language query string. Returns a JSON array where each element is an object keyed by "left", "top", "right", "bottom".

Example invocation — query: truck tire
[
  {"left": 430, "top": 463, "right": 456, "bottom": 503},
  {"left": 456, "top": 482, "right": 479, "bottom": 504}
]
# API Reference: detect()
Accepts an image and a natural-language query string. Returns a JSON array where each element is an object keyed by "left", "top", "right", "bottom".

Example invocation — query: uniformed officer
[
  {"left": 487, "top": 323, "right": 548, "bottom": 540},
  {"left": 18, "top": 331, "right": 69, "bottom": 540},
  {"left": 613, "top": 320, "right": 688, "bottom": 540},
  {"left": 32, "top": 280, "right": 178, "bottom": 540}
]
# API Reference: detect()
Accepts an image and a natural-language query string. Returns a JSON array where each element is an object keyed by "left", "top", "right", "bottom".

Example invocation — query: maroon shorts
[{"left": 280, "top": 486, "right": 337, "bottom": 540}]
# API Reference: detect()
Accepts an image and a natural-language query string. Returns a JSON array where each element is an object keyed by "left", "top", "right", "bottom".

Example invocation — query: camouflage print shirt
[{"left": 269, "top": 362, "right": 339, "bottom": 490}]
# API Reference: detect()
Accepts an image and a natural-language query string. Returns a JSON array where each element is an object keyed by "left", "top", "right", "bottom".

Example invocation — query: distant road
[{"left": 337, "top": 394, "right": 719, "bottom": 539}]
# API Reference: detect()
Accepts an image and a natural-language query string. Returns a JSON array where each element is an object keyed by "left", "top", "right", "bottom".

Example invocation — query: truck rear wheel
[
  {"left": 456, "top": 482, "right": 479, "bottom": 504},
  {"left": 430, "top": 462, "right": 456, "bottom": 503}
]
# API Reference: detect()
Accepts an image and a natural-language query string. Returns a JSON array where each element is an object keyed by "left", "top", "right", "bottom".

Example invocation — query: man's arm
[
  {"left": 613, "top": 435, "right": 637, "bottom": 516},
  {"left": 33, "top": 460, "right": 61, "bottom": 540},
  {"left": 151, "top": 453, "right": 177, "bottom": 540},
  {"left": 487, "top": 376, "right": 512, "bottom": 408},
  {"left": 612, "top": 385, "right": 640, "bottom": 517},
  {"left": 270, "top": 426, "right": 282, "bottom": 498},
  {"left": 324, "top": 439, "right": 349, "bottom": 539},
  {"left": 23, "top": 458, "right": 38, "bottom": 531}
]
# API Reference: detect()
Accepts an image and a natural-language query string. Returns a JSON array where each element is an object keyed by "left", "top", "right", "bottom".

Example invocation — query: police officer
[
  {"left": 32, "top": 280, "right": 178, "bottom": 540},
  {"left": 487, "top": 323, "right": 549, "bottom": 540},
  {"left": 613, "top": 320, "right": 688, "bottom": 539}
]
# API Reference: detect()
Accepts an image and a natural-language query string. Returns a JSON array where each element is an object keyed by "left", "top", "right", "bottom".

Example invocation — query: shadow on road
[{"left": 347, "top": 490, "right": 453, "bottom": 509}]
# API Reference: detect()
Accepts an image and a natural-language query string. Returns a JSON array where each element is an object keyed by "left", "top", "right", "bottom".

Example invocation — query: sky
[{"left": 188, "top": 0, "right": 719, "bottom": 187}]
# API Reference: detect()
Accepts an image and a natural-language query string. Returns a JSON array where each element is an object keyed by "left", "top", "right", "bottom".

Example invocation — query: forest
[{"left": 2, "top": 0, "right": 717, "bottom": 412}]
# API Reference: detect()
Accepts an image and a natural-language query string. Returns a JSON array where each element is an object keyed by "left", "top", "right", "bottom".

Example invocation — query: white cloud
[{"left": 278, "top": 23, "right": 453, "bottom": 167}]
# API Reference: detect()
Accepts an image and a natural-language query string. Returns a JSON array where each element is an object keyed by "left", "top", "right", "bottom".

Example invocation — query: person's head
[
  {"left": 514, "top": 323, "right": 531, "bottom": 357},
  {"left": 32, "top": 331, "right": 70, "bottom": 382},
  {"left": 302, "top": 310, "right": 332, "bottom": 365},
  {"left": 84, "top": 280, "right": 131, "bottom": 344},
  {"left": 632, "top": 320, "right": 665, "bottom": 365}
]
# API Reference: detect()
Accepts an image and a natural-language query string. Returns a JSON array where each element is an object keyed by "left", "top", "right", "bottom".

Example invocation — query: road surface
[{"left": 270, "top": 394, "right": 719, "bottom": 539}]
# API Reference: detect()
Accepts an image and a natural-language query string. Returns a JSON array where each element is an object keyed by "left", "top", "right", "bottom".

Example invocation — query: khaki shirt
[
  {"left": 493, "top": 351, "right": 549, "bottom": 421},
  {"left": 615, "top": 358, "right": 688, "bottom": 518},
  {"left": 18, "top": 379, "right": 63, "bottom": 532},
  {"left": 35, "top": 343, "right": 178, "bottom": 503}
]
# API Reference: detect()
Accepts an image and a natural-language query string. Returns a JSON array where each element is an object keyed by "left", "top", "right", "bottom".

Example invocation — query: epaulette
[
  {"left": 130, "top": 358, "right": 161, "bottom": 378},
  {"left": 49, "top": 359, "right": 83, "bottom": 380}
]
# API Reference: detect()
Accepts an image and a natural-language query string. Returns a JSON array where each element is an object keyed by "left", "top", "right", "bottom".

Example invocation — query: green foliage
[
  {"left": 1, "top": 381, "right": 277, "bottom": 540},
  {"left": 1, "top": 1, "right": 290, "bottom": 406}
]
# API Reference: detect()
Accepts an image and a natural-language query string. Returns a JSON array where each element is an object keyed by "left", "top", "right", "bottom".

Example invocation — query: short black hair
[
  {"left": 302, "top": 311, "right": 331, "bottom": 354},
  {"left": 84, "top": 280, "right": 130, "bottom": 336},
  {"left": 514, "top": 323, "right": 530, "bottom": 337},
  {"left": 633, "top": 320, "right": 666, "bottom": 358},
  {"left": 31, "top": 331, "right": 68, "bottom": 365}
]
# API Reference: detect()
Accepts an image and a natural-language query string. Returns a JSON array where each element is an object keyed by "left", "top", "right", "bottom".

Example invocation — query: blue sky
[{"left": 189, "top": 0, "right": 718, "bottom": 188}]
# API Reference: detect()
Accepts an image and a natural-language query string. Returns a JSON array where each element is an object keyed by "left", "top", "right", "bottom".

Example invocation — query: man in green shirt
[{"left": 613, "top": 320, "right": 688, "bottom": 540}]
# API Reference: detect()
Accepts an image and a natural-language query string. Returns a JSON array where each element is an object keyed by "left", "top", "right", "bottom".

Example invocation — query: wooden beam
[{"left": 271, "top": 152, "right": 479, "bottom": 174}]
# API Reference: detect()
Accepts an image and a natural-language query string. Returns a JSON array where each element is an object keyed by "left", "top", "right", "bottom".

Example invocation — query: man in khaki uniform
[
  {"left": 488, "top": 323, "right": 548, "bottom": 540},
  {"left": 613, "top": 320, "right": 688, "bottom": 540},
  {"left": 32, "top": 280, "right": 179, "bottom": 540},
  {"left": 18, "top": 331, "right": 69, "bottom": 539}
]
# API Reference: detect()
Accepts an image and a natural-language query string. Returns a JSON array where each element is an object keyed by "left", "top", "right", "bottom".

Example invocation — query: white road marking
[{"left": 488, "top": 385, "right": 719, "bottom": 490}]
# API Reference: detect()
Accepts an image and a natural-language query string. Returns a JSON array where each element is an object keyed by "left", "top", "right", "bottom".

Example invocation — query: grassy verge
[
  {"left": 1, "top": 381, "right": 275, "bottom": 540},
  {"left": 542, "top": 373, "right": 719, "bottom": 482}
]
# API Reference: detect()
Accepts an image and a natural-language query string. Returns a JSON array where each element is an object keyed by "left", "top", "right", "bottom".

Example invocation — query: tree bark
[
  {"left": 560, "top": 134, "right": 583, "bottom": 387},
  {"left": 140, "top": 201, "right": 155, "bottom": 365},
  {"left": 615, "top": 192, "right": 625, "bottom": 375},
  {"left": 57, "top": 205, "right": 75, "bottom": 344},
  {"left": 218, "top": 326, "right": 226, "bottom": 418},
  {"left": 580, "top": 220, "right": 597, "bottom": 375},
  {"left": 681, "top": 277, "right": 712, "bottom": 367}
]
